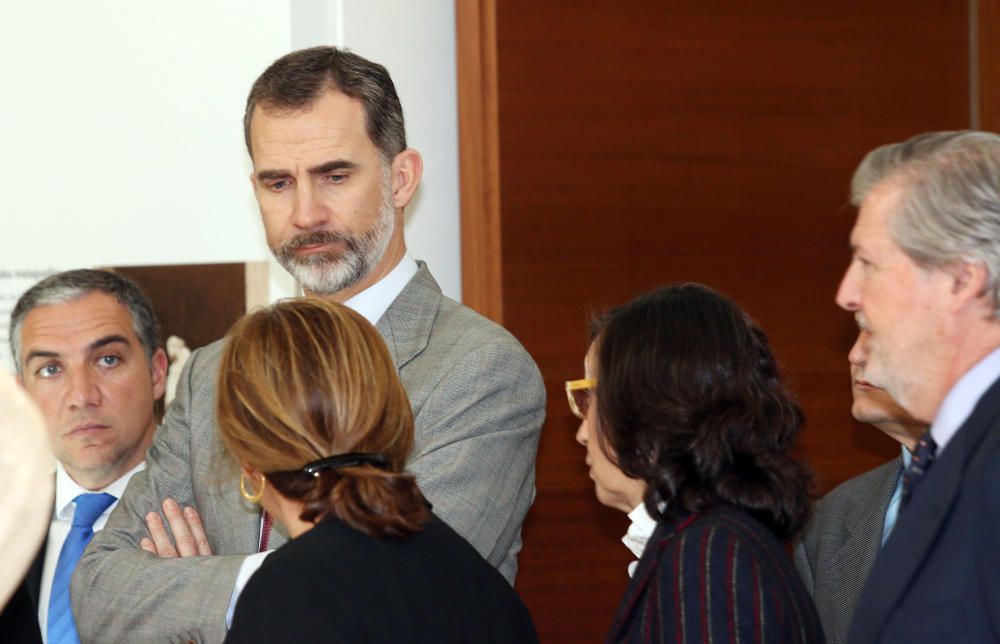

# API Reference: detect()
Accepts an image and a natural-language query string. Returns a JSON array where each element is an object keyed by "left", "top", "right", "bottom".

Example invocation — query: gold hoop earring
[{"left": 240, "top": 472, "right": 265, "bottom": 503}]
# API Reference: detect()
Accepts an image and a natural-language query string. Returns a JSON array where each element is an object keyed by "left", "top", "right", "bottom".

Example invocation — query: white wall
[
  {"left": 0, "top": 2, "right": 289, "bottom": 268},
  {"left": 0, "top": 0, "right": 462, "bottom": 371}
]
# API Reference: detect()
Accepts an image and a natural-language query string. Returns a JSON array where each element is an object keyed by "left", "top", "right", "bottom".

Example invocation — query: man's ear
[
  {"left": 390, "top": 149, "right": 423, "bottom": 209},
  {"left": 948, "top": 260, "right": 989, "bottom": 306},
  {"left": 942, "top": 260, "right": 995, "bottom": 320},
  {"left": 150, "top": 347, "right": 168, "bottom": 402}
]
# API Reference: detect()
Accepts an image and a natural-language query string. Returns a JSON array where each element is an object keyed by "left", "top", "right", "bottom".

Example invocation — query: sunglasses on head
[{"left": 565, "top": 378, "right": 597, "bottom": 420}]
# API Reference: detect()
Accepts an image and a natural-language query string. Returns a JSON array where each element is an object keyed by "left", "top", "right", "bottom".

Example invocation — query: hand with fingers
[{"left": 140, "top": 499, "right": 213, "bottom": 557}]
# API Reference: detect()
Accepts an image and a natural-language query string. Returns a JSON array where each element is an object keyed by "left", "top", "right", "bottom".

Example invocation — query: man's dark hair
[
  {"left": 9, "top": 269, "right": 162, "bottom": 374},
  {"left": 590, "top": 283, "right": 813, "bottom": 541},
  {"left": 243, "top": 46, "right": 406, "bottom": 163}
]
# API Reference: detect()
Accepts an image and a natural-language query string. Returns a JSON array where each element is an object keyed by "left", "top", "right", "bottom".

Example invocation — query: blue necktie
[
  {"left": 48, "top": 492, "right": 116, "bottom": 644},
  {"left": 902, "top": 431, "right": 938, "bottom": 505}
]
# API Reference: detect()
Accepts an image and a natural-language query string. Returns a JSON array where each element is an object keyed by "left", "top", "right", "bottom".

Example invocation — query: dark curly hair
[{"left": 591, "top": 283, "right": 813, "bottom": 541}]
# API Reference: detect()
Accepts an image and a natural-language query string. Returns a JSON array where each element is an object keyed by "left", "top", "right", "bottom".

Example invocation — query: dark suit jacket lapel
[
  {"left": 24, "top": 542, "right": 46, "bottom": 610},
  {"left": 858, "top": 377, "right": 1000, "bottom": 637},
  {"left": 375, "top": 262, "right": 440, "bottom": 370},
  {"left": 26, "top": 488, "right": 55, "bottom": 609}
]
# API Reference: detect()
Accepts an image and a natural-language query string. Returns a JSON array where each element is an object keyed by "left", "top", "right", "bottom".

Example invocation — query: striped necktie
[
  {"left": 902, "top": 431, "right": 938, "bottom": 505},
  {"left": 259, "top": 510, "right": 273, "bottom": 551},
  {"left": 48, "top": 492, "right": 116, "bottom": 644}
]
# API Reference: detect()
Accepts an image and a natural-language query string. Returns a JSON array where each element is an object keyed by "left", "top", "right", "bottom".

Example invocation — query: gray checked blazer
[
  {"left": 794, "top": 456, "right": 902, "bottom": 644},
  {"left": 72, "top": 263, "right": 545, "bottom": 643}
]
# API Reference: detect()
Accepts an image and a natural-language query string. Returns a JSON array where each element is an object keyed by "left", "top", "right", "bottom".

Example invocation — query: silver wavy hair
[{"left": 851, "top": 130, "right": 1000, "bottom": 317}]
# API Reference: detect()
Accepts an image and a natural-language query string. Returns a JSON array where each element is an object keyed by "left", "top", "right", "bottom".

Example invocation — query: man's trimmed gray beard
[{"left": 271, "top": 177, "right": 395, "bottom": 296}]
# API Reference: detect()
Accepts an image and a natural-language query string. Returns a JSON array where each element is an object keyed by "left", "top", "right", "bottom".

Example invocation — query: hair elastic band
[{"left": 301, "top": 452, "right": 387, "bottom": 477}]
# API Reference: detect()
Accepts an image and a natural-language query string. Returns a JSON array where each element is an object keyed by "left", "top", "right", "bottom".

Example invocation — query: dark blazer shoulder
[
  {"left": 612, "top": 505, "right": 824, "bottom": 643},
  {"left": 227, "top": 515, "right": 538, "bottom": 644},
  {"left": 0, "top": 571, "right": 43, "bottom": 644}
]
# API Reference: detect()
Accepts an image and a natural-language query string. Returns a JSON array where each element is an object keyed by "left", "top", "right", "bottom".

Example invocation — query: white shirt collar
[
  {"left": 622, "top": 502, "right": 658, "bottom": 577},
  {"left": 930, "top": 345, "right": 1000, "bottom": 455},
  {"left": 54, "top": 460, "right": 145, "bottom": 520},
  {"left": 343, "top": 253, "right": 418, "bottom": 326}
]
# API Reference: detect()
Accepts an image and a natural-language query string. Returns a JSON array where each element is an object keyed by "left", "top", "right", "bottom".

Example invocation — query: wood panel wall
[
  {"left": 980, "top": 0, "right": 1000, "bottom": 131},
  {"left": 458, "top": 2, "right": 980, "bottom": 641}
]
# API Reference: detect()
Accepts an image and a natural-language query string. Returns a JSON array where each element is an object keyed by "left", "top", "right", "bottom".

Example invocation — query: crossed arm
[
  {"left": 140, "top": 499, "right": 213, "bottom": 558},
  {"left": 73, "top": 309, "right": 546, "bottom": 640},
  {"left": 72, "top": 343, "right": 252, "bottom": 644}
]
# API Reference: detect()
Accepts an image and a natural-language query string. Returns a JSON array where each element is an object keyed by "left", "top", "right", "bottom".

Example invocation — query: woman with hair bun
[
  {"left": 568, "top": 284, "right": 823, "bottom": 643},
  {"left": 218, "top": 299, "right": 537, "bottom": 643}
]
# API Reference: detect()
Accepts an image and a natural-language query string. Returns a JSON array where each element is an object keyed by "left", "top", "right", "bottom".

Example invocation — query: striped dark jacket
[{"left": 608, "top": 504, "right": 824, "bottom": 643}]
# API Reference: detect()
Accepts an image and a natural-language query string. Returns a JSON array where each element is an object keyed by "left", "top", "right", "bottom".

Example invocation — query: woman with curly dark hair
[{"left": 568, "top": 283, "right": 823, "bottom": 643}]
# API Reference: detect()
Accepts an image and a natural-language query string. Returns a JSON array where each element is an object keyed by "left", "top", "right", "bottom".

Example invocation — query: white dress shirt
[
  {"left": 622, "top": 503, "right": 658, "bottom": 578},
  {"left": 930, "top": 345, "right": 1000, "bottom": 456},
  {"left": 226, "top": 253, "right": 419, "bottom": 627},
  {"left": 343, "top": 252, "right": 418, "bottom": 325},
  {"left": 38, "top": 461, "right": 144, "bottom": 642}
]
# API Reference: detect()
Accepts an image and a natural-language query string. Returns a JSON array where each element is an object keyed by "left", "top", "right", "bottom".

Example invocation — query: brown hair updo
[{"left": 216, "top": 298, "right": 428, "bottom": 537}]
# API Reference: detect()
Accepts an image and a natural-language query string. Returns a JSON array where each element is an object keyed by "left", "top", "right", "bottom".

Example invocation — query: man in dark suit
[
  {"left": 794, "top": 330, "right": 927, "bottom": 644},
  {"left": 0, "top": 269, "right": 167, "bottom": 643},
  {"left": 835, "top": 130, "right": 1000, "bottom": 642}
]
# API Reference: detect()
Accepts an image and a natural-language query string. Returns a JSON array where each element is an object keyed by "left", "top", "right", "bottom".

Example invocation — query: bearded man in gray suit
[
  {"left": 794, "top": 329, "right": 926, "bottom": 644},
  {"left": 72, "top": 47, "right": 545, "bottom": 643}
]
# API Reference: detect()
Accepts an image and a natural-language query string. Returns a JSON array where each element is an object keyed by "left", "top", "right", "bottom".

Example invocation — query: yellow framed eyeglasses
[{"left": 565, "top": 378, "right": 597, "bottom": 420}]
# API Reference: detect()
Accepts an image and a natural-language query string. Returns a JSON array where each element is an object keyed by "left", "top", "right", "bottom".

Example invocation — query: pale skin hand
[{"left": 139, "top": 498, "right": 213, "bottom": 557}]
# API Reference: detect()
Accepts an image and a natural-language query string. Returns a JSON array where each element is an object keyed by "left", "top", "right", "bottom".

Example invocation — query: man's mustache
[{"left": 280, "top": 230, "right": 357, "bottom": 254}]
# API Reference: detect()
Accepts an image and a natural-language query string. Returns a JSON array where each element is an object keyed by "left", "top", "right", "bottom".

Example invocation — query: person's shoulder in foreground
[
  {"left": 610, "top": 504, "right": 825, "bottom": 644},
  {"left": 224, "top": 512, "right": 539, "bottom": 644}
]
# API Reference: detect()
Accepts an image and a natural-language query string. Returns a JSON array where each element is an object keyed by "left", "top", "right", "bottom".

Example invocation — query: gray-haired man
[{"left": 835, "top": 131, "right": 1000, "bottom": 643}]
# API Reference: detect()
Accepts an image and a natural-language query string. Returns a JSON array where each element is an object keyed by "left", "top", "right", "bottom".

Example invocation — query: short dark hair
[
  {"left": 591, "top": 283, "right": 812, "bottom": 541},
  {"left": 244, "top": 46, "right": 406, "bottom": 162},
  {"left": 9, "top": 269, "right": 162, "bottom": 374}
]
